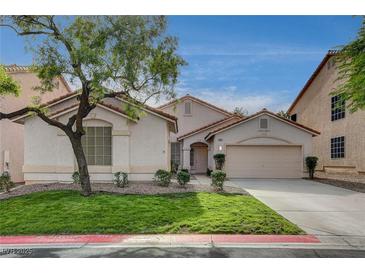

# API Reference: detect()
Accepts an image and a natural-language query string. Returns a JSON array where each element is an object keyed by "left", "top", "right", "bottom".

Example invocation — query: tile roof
[
  {"left": 3, "top": 64, "right": 73, "bottom": 93},
  {"left": 205, "top": 108, "right": 320, "bottom": 140},
  {"left": 157, "top": 94, "right": 234, "bottom": 116},
  {"left": 287, "top": 50, "right": 338, "bottom": 113},
  {"left": 177, "top": 115, "right": 242, "bottom": 141}
]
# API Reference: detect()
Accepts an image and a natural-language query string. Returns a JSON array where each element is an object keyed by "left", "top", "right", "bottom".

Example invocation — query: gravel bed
[
  {"left": 0, "top": 181, "right": 248, "bottom": 200},
  {"left": 311, "top": 172, "right": 365, "bottom": 193}
]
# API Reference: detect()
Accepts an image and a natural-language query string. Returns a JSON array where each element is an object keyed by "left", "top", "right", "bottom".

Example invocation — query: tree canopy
[
  {"left": 334, "top": 16, "right": 365, "bottom": 112},
  {"left": 0, "top": 16, "right": 186, "bottom": 196}
]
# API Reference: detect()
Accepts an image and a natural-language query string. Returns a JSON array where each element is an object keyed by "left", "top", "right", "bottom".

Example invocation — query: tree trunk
[{"left": 69, "top": 135, "right": 92, "bottom": 196}]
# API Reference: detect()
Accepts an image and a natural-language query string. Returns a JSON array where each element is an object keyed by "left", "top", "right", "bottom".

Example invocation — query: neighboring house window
[
  {"left": 331, "top": 136, "right": 345, "bottom": 159},
  {"left": 259, "top": 118, "right": 269, "bottom": 129},
  {"left": 190, "top": 148, "right": 194, "bottom": 166},
  {"left": 171, "top": 142, "right": 181, "bottom": 165},
  {"left": 184, "top": 101, "right": 192, "bottom": 115},
  {"left": 81, "top": 127, "right": 112, "bottom": 165},
  {"left": 331, "top": 94, "right": 346, "bottom": 121},
  {"left": 290, "top": 114, "right": 297, "bottom": 122}
]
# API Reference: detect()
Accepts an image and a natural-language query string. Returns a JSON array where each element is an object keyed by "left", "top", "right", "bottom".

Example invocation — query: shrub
[
  {"left": 153, "top": 169, "right": 172, "bottom": 187},
  {"left": 213, "top": 153, "right": 225, "bottom": 170},
  {"left": 170, "top": 161, "right": 179, "bottom": 175},
  {"left": 206, "top": 168, "right": 212, "bottom": 177},
  {"left": 177, "top": 171, "right": 190, "bottom": 187},
  {"left": 305, "top": 156, "right": 318, "bottom": 179},
  {"left": 114, "top": 172, "right": 128, "bottom": 188},
  {"left": 180, "top": 168, "right": 189, "bottom": 173},
  {"left": 0, "top": 172, "right": 14, "bottom": 193},
  {"left": 211, "top": 170, "right": 226, "bottom": 191},
  {"left": 72, "top": 171, "right": 80, "bottom": 184}
]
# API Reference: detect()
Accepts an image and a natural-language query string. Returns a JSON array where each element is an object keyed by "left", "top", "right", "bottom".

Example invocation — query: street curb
[{"left": 0, "top": 234, "right": 320, "bottom": 245}]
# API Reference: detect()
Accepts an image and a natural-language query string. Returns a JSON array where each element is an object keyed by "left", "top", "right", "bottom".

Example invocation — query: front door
[{"left": 191, "top": 146, "right": 208, "bottom": 174}]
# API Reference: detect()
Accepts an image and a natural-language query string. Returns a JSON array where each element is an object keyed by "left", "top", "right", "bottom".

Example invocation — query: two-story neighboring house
[
  {"left": 0, "top": 65, "right": 71, "bottom": 182},
  {"left": 288, "top": 51, "right": 365, "bottom": 175}
]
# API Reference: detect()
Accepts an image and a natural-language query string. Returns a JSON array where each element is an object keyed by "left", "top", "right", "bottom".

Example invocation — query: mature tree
[
  {"left": 233, "top": 106, "right": 248, "bottom": 116},
  {"left": 0, "top": 16, "right": 185, "bottom": 196},
  {"left": 334, "top": 16, "right": 365, "bottom": 112},
  {"left": 276, "top": 110, "right": 291, "bottom": 119}
]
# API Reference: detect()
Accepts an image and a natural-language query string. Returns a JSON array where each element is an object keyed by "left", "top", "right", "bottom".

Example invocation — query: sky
[{"left": 0, "top": 16, "right": 362, "bottom": 113}]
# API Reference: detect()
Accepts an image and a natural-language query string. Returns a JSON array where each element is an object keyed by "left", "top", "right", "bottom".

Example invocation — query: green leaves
[
  {"left": 334, "top": 16, "right": 365, "bottom": 112},
  {"left": 0, "top": 65, "right": 21, "bottom": 97}
]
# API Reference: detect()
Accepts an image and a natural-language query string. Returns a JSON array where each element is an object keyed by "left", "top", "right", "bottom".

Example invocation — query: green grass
[{"left": 0, "top": 191, "right": 303, "bottom": 235}]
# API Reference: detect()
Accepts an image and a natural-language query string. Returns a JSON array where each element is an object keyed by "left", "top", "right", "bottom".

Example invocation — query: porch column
[{"left": 182, "top": 148, "right": 190, "bottom": 170}]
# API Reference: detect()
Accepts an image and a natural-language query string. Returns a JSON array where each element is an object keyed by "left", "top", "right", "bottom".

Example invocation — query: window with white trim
[
  {"left": 81, "top": 127, "right": 112, "bottom": 165},
  {"left": 331, "top": 136, "right": 345, "bottom": 159},
  {"left": 184, "top": 101, "right": 192, "bottom": 115},
  {"left": 171, "top": 142, "right": 181, "bottom": 165},
  {"left": 331, "top": 94, "right": 345, "bottom": 121}
]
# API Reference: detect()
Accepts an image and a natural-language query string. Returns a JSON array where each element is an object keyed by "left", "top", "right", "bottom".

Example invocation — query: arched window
[{"left": 81, "top": 127, "right": 112, "bottom": 165}]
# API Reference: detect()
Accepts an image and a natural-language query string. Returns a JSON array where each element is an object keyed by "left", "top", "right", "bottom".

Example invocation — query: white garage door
[{"left": 225, "top": 145, "right": 302, "bottom": 178}]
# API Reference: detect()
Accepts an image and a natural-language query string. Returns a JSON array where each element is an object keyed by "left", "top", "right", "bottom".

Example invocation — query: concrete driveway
[{"left": 231, "top": 179, "right": 365, "bottom": 237}]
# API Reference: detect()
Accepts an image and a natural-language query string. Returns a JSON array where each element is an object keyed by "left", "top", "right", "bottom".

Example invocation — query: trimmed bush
[
  {"left": 72, "top": 171, "right": 80, "bottom": 184},
  {"left": 153, "top": 169, "right": 172, "bottom": 187},
  {"left": 213, "top": 153, "right": 225, "bottom": 170},
  {"left": 180, "top": 168, "right": 189, "bottom": 173},
  {"left": 305, "top": 156, "right": 318, "bottom": 179},
  {"left": 211, "top": 170, "right": 226, "bottom": 191},
  {"left": 206, "top": 168, "right": 212, "bottom": 177},
  {"left": 170, "top": 161, "right": 179, "bottom": 175},
  {"left": 177, "top": 171, "right": 190, "bottom": 187},
  {"left": 114, "top": 172, "right": 128, "bottom": 188},
  {"left": 0, "top": 172, "right": 14, "bottom": 193}
]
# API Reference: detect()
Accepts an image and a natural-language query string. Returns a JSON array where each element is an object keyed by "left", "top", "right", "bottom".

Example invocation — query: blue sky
[{"left": 0, "top": 16, "right": 362, "bottom": 113}]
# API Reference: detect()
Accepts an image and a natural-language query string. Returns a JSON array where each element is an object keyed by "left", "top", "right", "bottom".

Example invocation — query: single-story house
[{"left": 12, "top": 92, "right": 177, "bottom": 184}]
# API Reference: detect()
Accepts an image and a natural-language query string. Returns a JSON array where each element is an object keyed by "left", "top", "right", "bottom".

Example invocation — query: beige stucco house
[
  {"left": 288, "top": 51, "right": 365, "bottom": 175},
  {"left": 159, "top": 95, "right": 319, "bottom": 178},
  {"left": 0, "top": 65, "right": 71, "bottom": 182},
  {"left": 12, "top": 92, "right": 177, "bottom": 184}
]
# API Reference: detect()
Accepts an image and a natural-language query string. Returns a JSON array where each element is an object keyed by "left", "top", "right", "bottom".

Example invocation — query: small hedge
[
  {"left": 177, "top": 171, "right": 190, "bottom": 187},
  {"left": 153, "top": 169, "right": 172, "bottom": 187},
  {"left": 0, "top": 172, "right": 14, "bottom": 193},
  {"left": 72, "top": 171, "right": 81, "bottom": 184},
  {"left": 213, "top": 153, "right": 225, "bottom": 170},
  {"left": 211, "top": 170, "right": 226, "bottom": 191},
  {"left": 114, "top": 172, "right": 128, "bottom": 188},
  {"left": 305, "top": 156, "right": 318, "bottom": 179}
]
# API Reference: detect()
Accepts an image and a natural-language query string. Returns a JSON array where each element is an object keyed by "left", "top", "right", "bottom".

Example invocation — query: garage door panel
[{"left": 226, "top": 145, "right": 302, "bottom": 178}]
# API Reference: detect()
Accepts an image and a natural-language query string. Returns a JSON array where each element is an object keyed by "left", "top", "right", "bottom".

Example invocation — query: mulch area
[
  {"left": 310, "top": 173, "right": 365, "bottom": 193},
  {"left": 0, "top": 181, "right": 248, "bottom": 200}
]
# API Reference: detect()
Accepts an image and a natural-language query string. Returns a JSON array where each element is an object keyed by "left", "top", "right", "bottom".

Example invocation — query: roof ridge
[
  {"left": 177, "top": 115, "right": 240, "bottom": 140},
  {"left": 157, "top": 94, "right": 234, "bottom": 116},
  {"left": 287, "top": 50, "right": 338, "bottom": 113}
]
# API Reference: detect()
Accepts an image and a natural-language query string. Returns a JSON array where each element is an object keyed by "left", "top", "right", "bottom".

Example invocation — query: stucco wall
[
  {"left": 289, "top": 56, "right": 365, "bottom": 173},
  {"left": 23, "top": 102, "right": 170, "bottom": 183},
  {"left": 0, "top": 71, "right": 70, "bottom": 182},
  {"left": 211, "top": 114, "right": 314, "bottom": 174}
]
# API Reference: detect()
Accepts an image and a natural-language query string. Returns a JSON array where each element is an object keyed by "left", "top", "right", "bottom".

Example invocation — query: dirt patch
[
  {"left": 311, "top": 176, "right": 365, "bottom": 193},
  {"left": 0, "top": 181, "right": 248, "bottom": 200}
]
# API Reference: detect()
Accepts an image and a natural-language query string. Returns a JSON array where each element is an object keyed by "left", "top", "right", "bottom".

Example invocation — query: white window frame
[
  {"left": 81, "top": 127, "right": 112, "bottom": 166},
  {"left": 171, "top": 142, "right": 181, "bottom": 166}
]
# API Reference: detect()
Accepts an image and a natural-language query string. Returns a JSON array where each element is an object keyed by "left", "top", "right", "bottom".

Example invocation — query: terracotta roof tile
[
  {"left": 177, "top": 116, "right": 241, "bottom": 140},
  {"left": 205, "top": 109, "right": 320, "bottom": 140},
  {"left": 158, "top": 94, "right": 234, "bottom": 116}
]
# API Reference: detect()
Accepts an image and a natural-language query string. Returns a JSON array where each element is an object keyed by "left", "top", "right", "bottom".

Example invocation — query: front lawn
[{"left": 0, "top": 191, "right": 303, "bottom": 235}]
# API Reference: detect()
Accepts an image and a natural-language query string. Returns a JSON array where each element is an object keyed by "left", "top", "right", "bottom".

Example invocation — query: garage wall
[{"left": 212, "top": 114, "right": 314, "bottom": 175}]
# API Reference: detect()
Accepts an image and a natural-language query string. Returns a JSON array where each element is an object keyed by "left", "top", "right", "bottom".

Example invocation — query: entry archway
[{"left": 190, "top": 142, "right": 208, "bottom": 174}]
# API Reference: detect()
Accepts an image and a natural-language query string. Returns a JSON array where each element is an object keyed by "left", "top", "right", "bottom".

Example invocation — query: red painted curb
[{"left": 0, "top": 234, "right": 320, "bottom": 245}]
